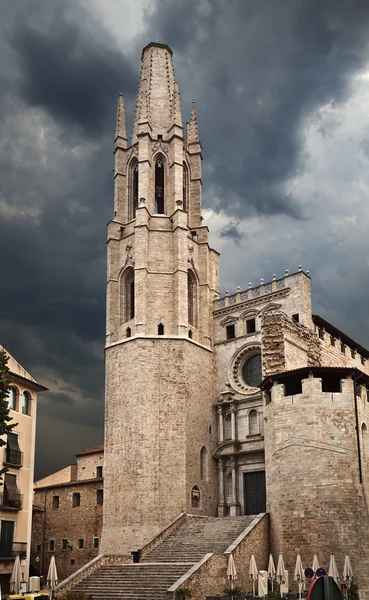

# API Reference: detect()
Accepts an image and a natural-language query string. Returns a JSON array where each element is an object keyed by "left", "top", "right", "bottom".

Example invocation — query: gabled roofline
[{"left": 10, "top": 370, "right": 48, "bottom": 392}]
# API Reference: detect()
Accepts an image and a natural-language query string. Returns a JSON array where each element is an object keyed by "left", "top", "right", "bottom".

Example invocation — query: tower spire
[
  {"left": 132, "top": 43, "right": 177, "bottom": 137},
  {"left": 171, "top": 81, "right": 182, "bottom": 129},
  {"left": 138, "top": 80, "right": 150, "bottom": 126},
  {"left": 188, "top": 101, "right": 200, "bottom": 145},
  {"left": 115, "top": 93, "right": 127, "bottom": 147}
]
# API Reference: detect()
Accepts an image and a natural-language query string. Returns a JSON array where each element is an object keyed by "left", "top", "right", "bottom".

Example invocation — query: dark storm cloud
[
  {"left": 8, "top": 1, "right": 136, "bottom": 136},
  {"left": 218, "top": 223, "right": 243, "bottom": 243},
  {"left": 0, "top": 0, "right": 369, "bottom": 479},
  {"left": 145, "top": 0, "right": 369, "bottom": 218},
  {"left": 0, "top": 0, "right": 133, "bottom": 477}
]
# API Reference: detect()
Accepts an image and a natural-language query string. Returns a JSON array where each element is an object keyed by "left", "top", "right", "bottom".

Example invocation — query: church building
[{"left": 56, "top": 43, "right": 369, "bottom": 599}]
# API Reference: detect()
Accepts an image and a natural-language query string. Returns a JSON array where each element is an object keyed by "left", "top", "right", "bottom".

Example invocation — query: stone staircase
[
  {"left": 71, "top": 563, "right": 190, "bottom": 600},
  {"left": 141, "top": 515, "right": 255, "bottom": 563},
  {"left": 67, "top": 515, "right": 256, "bottom": 600}
]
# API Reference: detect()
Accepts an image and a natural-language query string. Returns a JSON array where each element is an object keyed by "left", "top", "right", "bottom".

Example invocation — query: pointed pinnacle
[
  {"left": 115, "top": 93, "right": 127, "bottom": 141},
  {"left": 172, "top": 81, "right": 182, "bottom": 128},
  {"left": 188, "top": 100, "right": 199, "bottom": 144}
]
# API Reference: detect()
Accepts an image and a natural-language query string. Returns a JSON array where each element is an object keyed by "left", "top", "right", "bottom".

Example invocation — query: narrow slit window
[
  {"left": 129, "top": 161, "right": 138, "bottom": 220},
  {"left": 183, "top": 163, "right": 189, "bottom": 212},
  {"left": 158, "top": 323, "right": 164, "bottom": 336},
  {"left": 188, "top": 270, "right": 197, "bottom": 327},
  {"left": 122, "top": 268, "right": 135, "bottom": 323}
]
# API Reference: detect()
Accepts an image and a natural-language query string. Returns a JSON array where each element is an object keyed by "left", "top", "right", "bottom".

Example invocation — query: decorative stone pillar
[
  {"left": 218, "top": 406, "right": 224, "bottom": 443},
  {"left": 230, "top": 404, "right": 237, "bottom": 441},
  {"left": 218, "top": 460, "right": 226, "bottom": 517},
  {"left": 229, "top": 457, "right": 241, "bottom": 516}
]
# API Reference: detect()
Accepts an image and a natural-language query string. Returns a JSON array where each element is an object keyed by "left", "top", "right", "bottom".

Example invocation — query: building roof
[
  {"left": 141, "top": 42, "right": 173, "bottom": 59},
  {"left": 312, "top": 314, "right": 369, "bottom": 358},
  {"left": 76, "top": 444, "right": 104, "bottom": 457},
  {"left": 260, "top": 366, "right": 369, "bottom": 390},
  {"left": 34, "top": 476, "right": 103, "bottom": 492},
  {"left": 1, "top": 343, "right": 48, "bottom": 391}
]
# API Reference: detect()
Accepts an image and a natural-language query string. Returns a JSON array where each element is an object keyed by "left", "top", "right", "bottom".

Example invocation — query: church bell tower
[{"left": 101, "top": 43, "right": 219, "bottom": 555}]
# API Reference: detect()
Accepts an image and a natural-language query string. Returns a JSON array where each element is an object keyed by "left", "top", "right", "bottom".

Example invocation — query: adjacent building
[
  {"left": 31, "top": 445, "right": 104, "bottom": 582},
  {"left": 0, "top": 344, "right": 46, "bottom": 593}
]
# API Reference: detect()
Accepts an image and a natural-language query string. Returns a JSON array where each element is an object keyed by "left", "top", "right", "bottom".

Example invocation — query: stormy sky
[{"left": 1, "top": 0, "right": 369, "bottom": 478}]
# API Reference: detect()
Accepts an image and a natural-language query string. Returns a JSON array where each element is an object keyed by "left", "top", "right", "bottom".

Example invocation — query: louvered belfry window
[{"left": 155, "top": 158, "right": 165, "bottom": 214}]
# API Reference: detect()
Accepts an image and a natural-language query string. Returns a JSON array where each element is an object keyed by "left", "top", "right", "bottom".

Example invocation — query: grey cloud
[
  {"left": 218, "top": 223, "right": 243, "bottom": 243},
  {"left": 1, "top": 0, "right": 369, "bottom": 479},
  {"left": 8, "top": 0, "right": 136, "bottom": 136},
  {"left": 145, "top": 0, "right": 369, "bottom": 219}
]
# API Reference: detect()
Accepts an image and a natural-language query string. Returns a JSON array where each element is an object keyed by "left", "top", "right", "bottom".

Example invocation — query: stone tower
[{"left": 101, "top": 43, "right": 219, "bottom": 555}]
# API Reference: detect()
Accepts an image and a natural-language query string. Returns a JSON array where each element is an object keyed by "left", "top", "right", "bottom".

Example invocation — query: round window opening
[{"left": 241, "top": 353, "right": 262, "bottom": 387}]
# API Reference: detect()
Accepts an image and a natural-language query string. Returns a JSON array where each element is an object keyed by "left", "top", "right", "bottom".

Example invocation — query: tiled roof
[{"left": 76, "top": 444, "right": 104, "bottom": 456}]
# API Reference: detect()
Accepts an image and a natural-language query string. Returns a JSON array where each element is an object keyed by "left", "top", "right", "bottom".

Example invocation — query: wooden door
[{"left": 243, "top": 471, "right": 266, "bottom": 515}]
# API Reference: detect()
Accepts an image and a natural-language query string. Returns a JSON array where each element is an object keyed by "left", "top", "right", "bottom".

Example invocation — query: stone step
[{"left": 65, "top": 515, "right": 257, "bottom": 600}]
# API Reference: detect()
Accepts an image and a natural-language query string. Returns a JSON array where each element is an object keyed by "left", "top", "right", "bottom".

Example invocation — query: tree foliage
[{"left": 0, "top": 349, "right": 16, "bottom": 480}]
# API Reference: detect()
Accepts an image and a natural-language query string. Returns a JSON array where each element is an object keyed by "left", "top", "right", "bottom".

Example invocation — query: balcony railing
[
  {"left": 4, "top": 451, "right": 23, "bottom": 468},
  {"left": 0, "top": 492, "right": 23, "bottom": 510},
  {"left": 0, "top": 542, "right": 27, "bottom": 560}
]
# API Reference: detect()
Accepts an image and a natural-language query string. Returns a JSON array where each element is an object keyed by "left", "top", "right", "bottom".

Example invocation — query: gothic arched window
[
  {"left": 22, "top": 391, "right": 31, "bottom": 416},
  {"left": 129, "top": 160, "right": 139, "bottom": 220},
  {"left": 249, "top": 409, "right": 258, "bottom": 436},
  {"left": 155, "top": 156, "right": 165, "bottom": 214},
  {"left": 183, "top": 162, "right": 189, "bottom": 212},
  {"left": 122, "top": 267, "right": 135, "bottom": 323},
  {"left": 188, "top": 270, "right": 197, "bottom": 327},
  {"left": 8, "top": 387, "right": 17, "bottom": 411},
  {"left": 362, "top": 423, "right": 369, "bottom": 459}
]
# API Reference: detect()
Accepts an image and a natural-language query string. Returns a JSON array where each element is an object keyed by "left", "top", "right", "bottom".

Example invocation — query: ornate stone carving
[
  {"left": 152, "top": 141, "right": 169, "bottom": 155},
  {"left": 228, "top": 343, "right": 262, "bottom": 395}
]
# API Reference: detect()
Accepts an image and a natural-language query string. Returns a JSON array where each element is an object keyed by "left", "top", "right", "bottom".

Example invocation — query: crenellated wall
[{"left": 264, "top": 374, "right": 369, "bottom": 597}]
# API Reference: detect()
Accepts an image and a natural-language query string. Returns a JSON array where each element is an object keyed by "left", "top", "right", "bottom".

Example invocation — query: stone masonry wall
[
  {"left": 76, "top": 452, "right": 104, "bottom": 481},
  {"left": 31, "top": 480, "right": 103, "bottom": 582},
  {"left": 102, "top": 337, "right": 217, "bottom": 555},
  {"left": 262, "top": 312, "right": 320, "bottom": 376},
  {"left": 264, "top": 376, "right": 369, "bottom": 597},
  {"left": 179, "top": 515, "right": 269, "bottom": 600}
]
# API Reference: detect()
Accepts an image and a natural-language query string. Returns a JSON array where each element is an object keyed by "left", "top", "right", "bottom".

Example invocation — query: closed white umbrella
[
  {"left": 343, "top": 555, "right": 353, "bottom": 586},
  {"left": 46, "top": 555, "right": 58, "bottom": 600},
  {"left": 227, "top": 553, "right": 237, "bottom": 590},
  {"left": 268, "top": 554, "right": 276, "bottom": 591},
  {"left": 276, "top": 553, "right": 286, "bottom": 598},
  {"left": 10, "top": 554, "right": 22, "bottom": 594},
  {"left": 294, "top": 554, "right": 305, "bottom": 599},
  {"left": 328, "top": 555, "right": 340, "bottom": 585},
  {"left": 249, "top": 554, "right": 258, "bottom": 597},
  {"left": 312, "top": 554, "right": 320, "bottom": 574}
]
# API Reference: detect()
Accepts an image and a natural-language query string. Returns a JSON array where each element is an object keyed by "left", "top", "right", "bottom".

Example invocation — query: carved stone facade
[{"left": 100, "top": 42, "right": 369, "bottom": 596}]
